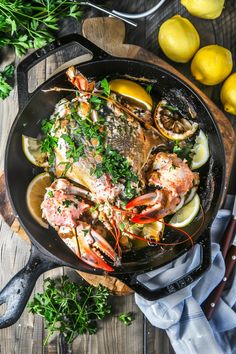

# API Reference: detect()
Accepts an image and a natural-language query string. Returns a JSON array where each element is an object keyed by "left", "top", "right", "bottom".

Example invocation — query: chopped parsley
[
  {"left": 173, "top": 141, "right": 193, "bottom": 165},
  {"left": 118, "top": 312, "right": 134, "bottom": 326},
  {"left": 61, "top": 134, "right": 84, "bottom": 161},
  {"left": 146, "top": 84, "right": 153, "bottom": 94},
  {"left": 100, "top": 78, "right": 110, "bottom": 96},
  {"left": 48, "top": 191, "right": 54, "bottom": 198},
  {"left": 89, "top": 95, "right": 103, "bottom": 110},
  {"left": 57, "top": 207, "right": 62, "bottom": 214},
  {"left": 40, "top": 118, "right": 58, "bottom": 165},
  {"left": 82, "top": 229, "right": 89, "bottom": 237},
  {"left": 62, "top": 200, "right": 73, "bottom": 207}
]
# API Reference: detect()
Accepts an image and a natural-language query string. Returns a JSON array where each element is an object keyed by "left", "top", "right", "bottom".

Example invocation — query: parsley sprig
[
  {"left": 28, "top": 276, "right": 111, "bottom": 344},
  {"left": 41, "top": 117, "right": 58, "bottom": 165},
  {"left": 0, "top": 64, "right": 14, "bottom": 100},
  {"left": 118, "top": 312, "right": 134, "bottom": 326},
  {"left": 0, "top": 0, "right": 83, "bottom": 57},
  {"left": 173, "top": 140, "right": 193, "bottom": 165}
]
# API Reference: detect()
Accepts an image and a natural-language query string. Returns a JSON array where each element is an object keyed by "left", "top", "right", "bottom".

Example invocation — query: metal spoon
[{"left": 79, "top": 1, "right": 137, "bottom": 27}]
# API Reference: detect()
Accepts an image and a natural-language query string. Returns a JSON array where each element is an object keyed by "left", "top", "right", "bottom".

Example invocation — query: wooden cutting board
[{"left": 0, "top": 17, "right": 235, "bottom": 295}]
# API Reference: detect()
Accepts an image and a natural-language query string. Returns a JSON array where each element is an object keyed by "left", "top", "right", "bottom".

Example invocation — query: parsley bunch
[
  {"left": 28, "top": 276, "right": 111, "bottom": 344},
  {"left": 0, "top": 64, "right": 14, "bottom": 99},
  {"left": 0, "top": 0, "right": 82, "bottom": 57}
]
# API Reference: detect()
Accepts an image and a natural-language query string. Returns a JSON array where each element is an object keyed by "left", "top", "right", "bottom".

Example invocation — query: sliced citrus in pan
[
  {"left": 142, "top": 220, "right": 165, "bottom": 241},
  {"left": 109, "top": 79, "right": 153, "bottom": 111},
  {"left": 154, "top": 100, "right": 198, "bottom": 140},
  {"left": 22, "top": 135, "right": 48, "bottom": 167},
  {"left": 26, "top": 172, "right": 52, "bottom": 228},
  {"left": 191, "top": 130, "right": 210, "bottom": 170},
  {"left": 169, "top": 194, "right": 200, "bottom": 228}
]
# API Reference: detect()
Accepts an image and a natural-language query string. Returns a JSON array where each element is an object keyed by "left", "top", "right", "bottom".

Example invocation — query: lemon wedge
[
  {"left": 26, "top": 172, "right": 52, "bottom": 228},
  {"left": 142, "top": 220, "right": 165, "bottom": 241},
  {"left": 22, "top": 135, "right": 47, "bottom": 167},
  {"left": 109, "top": 79, "right": 153, "bottom": 111},
  {"left": 169, "top": 194, "right": 200, "bottom": 228},
  {"left": 191, "top": 130, "right": 210, "bottom": 170}
]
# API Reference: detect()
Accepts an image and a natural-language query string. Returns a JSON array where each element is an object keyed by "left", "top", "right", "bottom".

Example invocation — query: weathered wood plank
[{"left": 72, "top": 294, "right": 144, "bottom": 354}]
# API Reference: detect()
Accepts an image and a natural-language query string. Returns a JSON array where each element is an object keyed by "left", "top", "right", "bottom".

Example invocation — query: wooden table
[{"left": 0, "top": 1, "right": 235, "bottom": 353}]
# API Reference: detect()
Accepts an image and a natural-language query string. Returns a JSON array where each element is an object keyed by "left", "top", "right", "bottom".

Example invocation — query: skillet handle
[
  {"left": 17, "top": 33, "right": 109, "bottom": 111},
  {"left": 116, "top": 233, "right": 211, "bottom": 301},
  {"left": 0, "top": 244, "right": 60, "bottom": 328}
]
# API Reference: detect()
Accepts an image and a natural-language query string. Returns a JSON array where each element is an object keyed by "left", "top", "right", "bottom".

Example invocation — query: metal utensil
[
  {"left": 112, "top": 0, "right": 167, "bottom": 19},
  {"left": 79, "top": 1, "right": 137, "bottom": 27}
]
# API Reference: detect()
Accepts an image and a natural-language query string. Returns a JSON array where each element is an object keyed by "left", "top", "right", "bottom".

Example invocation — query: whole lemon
[
  {"left": 181, "top": 0, "right": 225, "bottom": 19},
  {"left": 220, "top": 73, "right": 236, "bottom": 115},
  {"left": 158, "top": 15, "right": 200, "bottom": 63},
  {"left": 191, "top": 45, "right": 233, "bottom": 85}
]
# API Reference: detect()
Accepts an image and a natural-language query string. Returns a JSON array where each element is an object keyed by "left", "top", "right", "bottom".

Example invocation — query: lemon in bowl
[
  {"left": 191, "top": 45, "right": 233, "bottom": 85},
  {"left": 158, "top": 15, "right": 200, "bottom": 63},
  {"left": 109, "top": 79, "right": 153, "bottom": 111},
  {"left": 181, "top": 0, "right": 225, "bottom": 20},
  {"left": 220, "top": 73, "right": 236, "bottom": 116}
]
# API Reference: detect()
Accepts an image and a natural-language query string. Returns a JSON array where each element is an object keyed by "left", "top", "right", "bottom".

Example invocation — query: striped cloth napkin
[{"left": 135, "top": 196, "right": 236, "bottom": 354}]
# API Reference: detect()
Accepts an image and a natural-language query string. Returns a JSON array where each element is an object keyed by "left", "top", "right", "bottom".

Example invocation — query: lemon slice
[
  {"left": 154, "top": 100, "right": 198, "bottom": 140},
  {"left": 169, "top": 194, "right": 200, "bottom": 228},
  {"left": 191, "top": 130, "right": 209, "bottom": 170},
  {"left": 22, "top": 135, "right": 48, "bottom": 167},
  {"left": 142, "top": 220, "right": 165, "bottom": 241},
  {"left": 109, "top": 79, "right": 153, "bottom": 111},
  {"left": 26, "top": 172, "right": 52, "bottom": 228}
]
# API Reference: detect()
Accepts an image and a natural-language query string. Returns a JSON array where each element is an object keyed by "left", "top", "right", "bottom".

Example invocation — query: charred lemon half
[{"left": 154, "top": 100, "right": 198, "bottom": 140}]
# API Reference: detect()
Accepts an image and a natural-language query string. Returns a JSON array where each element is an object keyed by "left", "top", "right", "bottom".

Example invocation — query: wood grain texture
[{"left": 1, "top": 1, "right": 236, "bottom": 353}]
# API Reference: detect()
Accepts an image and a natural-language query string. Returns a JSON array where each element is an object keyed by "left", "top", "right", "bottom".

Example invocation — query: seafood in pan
[{"left": 24, "top": 66, "right": 209, "bottom": 271}]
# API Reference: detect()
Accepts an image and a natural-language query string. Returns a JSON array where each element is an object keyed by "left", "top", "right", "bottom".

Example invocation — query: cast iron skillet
[{"left": 0, "top": 34, "right": 225, "bottom": 328}]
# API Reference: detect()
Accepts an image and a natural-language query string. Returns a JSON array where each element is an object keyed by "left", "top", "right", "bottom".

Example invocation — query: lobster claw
[
  {"left": 75, "top": 223, "right": 117, "bottom": 272},
  {"left": 126, "top": 192, "right": 160, "bottom": 209},
  {"left": 126, "top": 190, "right": 168, "bottom": 224},
  {"left": 66, "top": 66, "right": 95, "bottom": 92},
  {"left": 131, "top": 208, "right": 165, "bottom": 224}
]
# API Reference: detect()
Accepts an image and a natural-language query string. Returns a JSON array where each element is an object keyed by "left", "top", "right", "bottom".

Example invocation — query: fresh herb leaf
[
  {"left": 100, "top": 78, "right": 110, "bottom": 96},
  {"left": 0, "top": 64, "right": 15, "bottom": 100},
  {"left": 163, "top": 103, "right": 178, "bottom": 112},
  {"left": 173, "top": 141, "right": 193, "bottom": 165},
  {"left": 48, "top": 190, "right": 54, "bottom": 198},
  {"left": 0, "top": 74, "right": 12, "bottom": 100},
  {"left": 0, "top": 1, "right": 83, "bottom": 57},
  {"left": 118, "top": 312, "right": 134, "bottom": 326},
  {"left": 62, "top": 200, "right": 73, "bottom": 207},
  {"left": 146, "top": 84, "right": 153, "bottom": 94},
  {"left": 2, "top": 64, "right": 14, "bottom": 78},
  {"left": 28, "top": 276, "right": 111, "bottom": 344}
]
